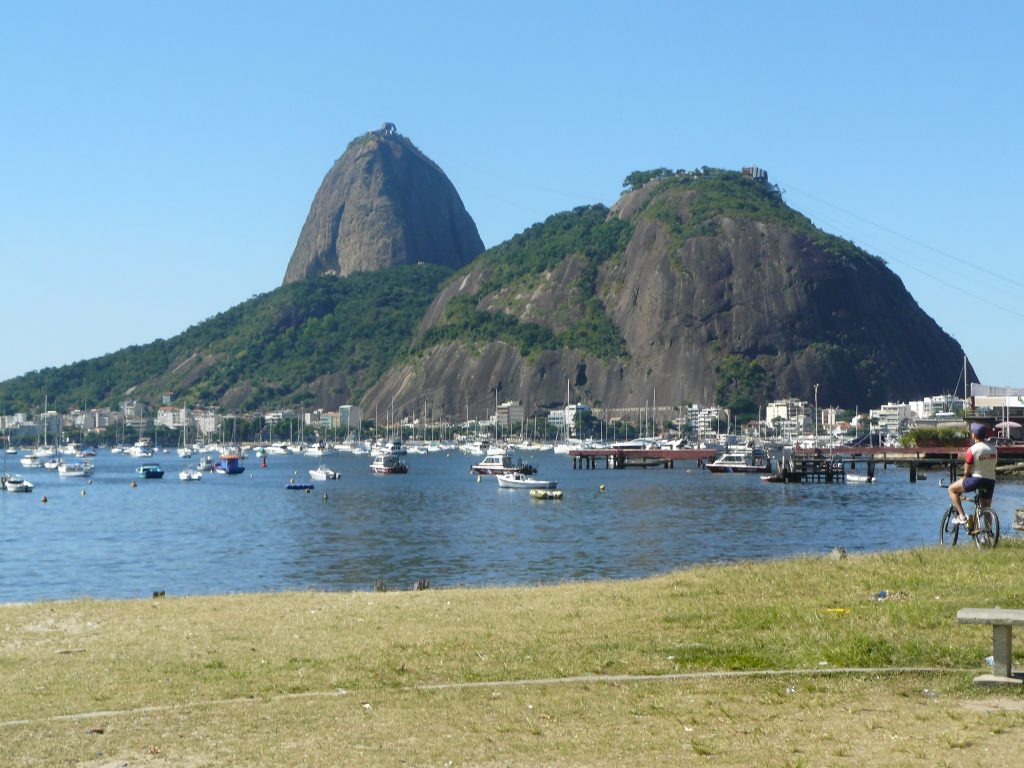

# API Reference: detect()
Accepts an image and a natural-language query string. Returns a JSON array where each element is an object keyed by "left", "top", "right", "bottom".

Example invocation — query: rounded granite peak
[{"left": 282, "top": 126, "right": 485, "bottom": 284}]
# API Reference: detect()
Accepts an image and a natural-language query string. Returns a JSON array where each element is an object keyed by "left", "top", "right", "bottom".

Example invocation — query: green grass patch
[{"left": 2, "top": 543, "right": 1024, "bottom": 766}]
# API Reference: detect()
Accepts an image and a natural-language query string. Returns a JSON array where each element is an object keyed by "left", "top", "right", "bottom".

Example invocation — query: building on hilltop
[{"left": 742, "top": 165, "right": 768, "bottom": 181}]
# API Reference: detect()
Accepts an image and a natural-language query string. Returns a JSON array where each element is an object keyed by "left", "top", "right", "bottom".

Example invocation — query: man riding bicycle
[{"left": 948, "top": 422, "right": 998, "bottom": 526}]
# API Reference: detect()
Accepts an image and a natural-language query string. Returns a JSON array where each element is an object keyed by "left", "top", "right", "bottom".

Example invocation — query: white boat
[
  {"left": 309, "top": 465, "right": 341, "bottom": 481},
  {"left": 846, "top": 472, "right": 875, "bottom": 483},
  {"left": 370, "top": 452, "right": 408, "bottom": 474},
  {"left": 471, "top": 448, "right": 537, "bottom": 476},
  {"left": 496, "top": 473, "right": 557, "bottom": 490},
  {"left": 369, "top": 440, "right": 405, "bottom": 457},
  {"left": 179, "top": 465, "right": 203, "bottom": 481},
  {"left": 460, "top": 439, "right": 490, "bottom": 455},
  {"left": 2, "top": 474, "right": 34, "bottom": 493},
  {"left": 19, "top": 455, "right": 43, "bottom": 469},
  {"left": 707, "top": 447, "right": 770, "bottom": 474},
  {"left": 128, "top": 439, "right": 154, "bottom": 458},
  {"left": 57, "top": 460, "right": 94, "bottom": 477}
]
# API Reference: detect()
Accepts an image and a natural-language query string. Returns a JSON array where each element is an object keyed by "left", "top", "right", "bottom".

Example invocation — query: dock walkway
[{"left": 569, "top": 448, "right": 716, "bottom": 470}]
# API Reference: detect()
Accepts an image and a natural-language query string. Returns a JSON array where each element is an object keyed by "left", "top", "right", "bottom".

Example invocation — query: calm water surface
[{"left": 2, "top": 449, "right": 1021, "bottom": 602}]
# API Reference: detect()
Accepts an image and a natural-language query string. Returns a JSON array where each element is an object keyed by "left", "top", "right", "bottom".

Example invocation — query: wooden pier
[
  {"left": 763, "top": 456, "right": 849, "bottom": 484},
  {"left": 569, "top": 448, "right": 716, "bottom": 469}
]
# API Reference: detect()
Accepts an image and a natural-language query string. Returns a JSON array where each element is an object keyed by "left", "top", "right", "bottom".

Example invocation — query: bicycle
[{"left": 940, "top": 494, "right": 1000, "bottom": 548}]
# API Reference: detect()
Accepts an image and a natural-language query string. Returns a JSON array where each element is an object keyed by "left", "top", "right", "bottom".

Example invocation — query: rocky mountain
[
  {"left": 0, "top": 148, "right": 973, "bottom": 423},
  {"left": 282, "top": 124, "right": 484, "bottom": 283},
  {"left": 362, "top": 169, "right": 971, "bottom": 419}
]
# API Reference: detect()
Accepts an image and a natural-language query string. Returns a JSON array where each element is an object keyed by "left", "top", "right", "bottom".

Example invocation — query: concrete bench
[{"left": 957, "top": 608, "right": 1024, "bottom": 685}]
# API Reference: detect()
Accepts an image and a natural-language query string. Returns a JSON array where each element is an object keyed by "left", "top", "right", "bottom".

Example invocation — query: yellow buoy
[
  {"left": 81, "top": 489, "right": 87, "bottom": 496},
  {"left": 599, "top": 484, "right": 606, "bottom": 492},
  {"left": 130, "top": 480, "right": 137, "bottom": 488}
]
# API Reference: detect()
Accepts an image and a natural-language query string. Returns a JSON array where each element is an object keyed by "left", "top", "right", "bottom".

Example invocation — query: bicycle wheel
[
  {"left": 940, "top": 506, "right": 960, "bottom": 546},
  {"left": 974, "top": 509, "right": 1000, "bottom": 548}
]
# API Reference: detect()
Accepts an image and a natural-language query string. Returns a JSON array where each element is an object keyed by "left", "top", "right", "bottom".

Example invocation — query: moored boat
[
  {"left": 136, "top": 464, "right": 165, "bottom": 479},
  {"left": 309, "top": 465, "right": 341, "bottom": 481},
  {"left": 707, "top": 447, "right": 771, "bottom": 474},
  {"left": 179, "top": 465, "right": 203, "bottom": 481},
  {"left": 213, "top": 455, "right": 245, "bottom": 475},
  {"left": 471, "top": 448, "right": 537, "bottom": 476},
  {"left": 57, "top": 460, "right": 94, "bottom": 478},
  {"left": 19, "top": 455, "right": 43, "bottom": 469},
  {"left": 496, "top": 472, "right": 557, "bottom": 490},
  {"left": 2, "top": 473, "right": 34, "bottom": 492},
  {"left": 370, "top": 452, "right": 408, "bottom": 474}
]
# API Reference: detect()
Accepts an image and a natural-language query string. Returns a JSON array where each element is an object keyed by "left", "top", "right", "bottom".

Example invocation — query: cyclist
[{"left": 948, "top": 422, "right": 998, "bottom": 526}]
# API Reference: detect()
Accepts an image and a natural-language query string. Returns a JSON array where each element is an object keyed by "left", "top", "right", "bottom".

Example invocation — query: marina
[{"left": 1, "top": 447, "right": 1022, "bottom": 604}]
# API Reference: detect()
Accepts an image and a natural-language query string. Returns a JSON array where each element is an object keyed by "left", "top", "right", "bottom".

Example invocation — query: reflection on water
[{"left": 1, "top": 451, "right": 1021, "bottom": 602}]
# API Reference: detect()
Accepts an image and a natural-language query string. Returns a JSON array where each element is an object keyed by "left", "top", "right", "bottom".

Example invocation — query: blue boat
[{"left": 213, "top": 455, "right": 245, "bottom": 475}]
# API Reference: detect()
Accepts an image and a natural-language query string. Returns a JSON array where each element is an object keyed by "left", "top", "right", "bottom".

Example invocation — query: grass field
[{"left": 2, "top": 541, "right": 1023, "bottom": 766}]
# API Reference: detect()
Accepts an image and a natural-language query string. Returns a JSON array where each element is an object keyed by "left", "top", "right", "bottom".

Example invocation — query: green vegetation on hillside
[
  {"left": 0, "top": 264, "right": 452, "bottom": 412},
  {"left": 631, "top": 168, "right": 884, "bottom": 269},
  {"left": 418, "top": 205, "right": 633, "bottom": 361},
  {"left": 713, "top": 354, "right": 770, "bottom": 421}
]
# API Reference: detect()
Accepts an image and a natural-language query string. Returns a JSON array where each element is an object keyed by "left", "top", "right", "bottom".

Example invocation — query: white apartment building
[
  {"left": 909, "top": 394, "right": 966, "bottom": 419},
  {"left": 547, "top": 403, "right": 591, "bottom": 435},
  {"left": 869, "top": 402, "right": 913, "bottom": 434},
  {"left": 495, "top": 400, "right": 526, "bottom": 429},
  {"left": 764, "top": 399, "right": 811, "bottom": 440}
]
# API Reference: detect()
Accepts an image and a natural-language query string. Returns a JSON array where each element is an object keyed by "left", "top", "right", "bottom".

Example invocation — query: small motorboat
[
  {"left": 529, "top": 488, "right": 564, "bottom": 500},
  {"left": 707, "top": 448, "right": 771, "bottom": 474},
  {"left": 2, "top": 474, "right": 34, "bottom": 493},
  {"left": 309, "top": 465, "right": 341, "bottom": 481},
  {"left": 136, "top": 464, "right": 165, "bottom": 479},
  {"left": 370, "top": 452, "right": 408, "bottom": 474},
  {"left": 846, "top": 473, "right": 876, "bottom": 483},
  {"left": 496, "top": 472, "right": 557, "bottom": 490},
  {"left": 471, "top": 448, "right": 537, "bottom": 476},
  {"left": 57, "top": 461, "right": 94, "bottom": 478},
  {"left": 286, "top": 480, "right": 315, "bottom": 491},
  {"left": 179, "top": 465, "right": 203, "bottom": 481}
]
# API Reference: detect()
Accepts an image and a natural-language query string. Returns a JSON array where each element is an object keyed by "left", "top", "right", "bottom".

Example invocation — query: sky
[{"left": 2, "top": 1, "right": 1022, "bottom": 402}]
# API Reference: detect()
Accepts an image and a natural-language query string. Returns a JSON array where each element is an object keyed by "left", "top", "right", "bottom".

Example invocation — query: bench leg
[
  {"left": 974, "top": 625, "right": 1022, "bottom": 685},
  {"left": 993, "top": 625, "right": 1013, "bottom": 679}
]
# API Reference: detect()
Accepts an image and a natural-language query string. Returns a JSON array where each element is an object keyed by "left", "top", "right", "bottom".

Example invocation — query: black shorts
[{"left": 963, "top": 476, "right": 995, "bottom": 499}]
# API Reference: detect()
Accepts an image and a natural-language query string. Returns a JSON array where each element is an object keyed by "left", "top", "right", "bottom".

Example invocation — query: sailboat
[
  {"left": 177, "top": 404, "right": 194, "bottom": 458},
  {"left": 177, "top": 407, "right": 201, "bottom": 480}
]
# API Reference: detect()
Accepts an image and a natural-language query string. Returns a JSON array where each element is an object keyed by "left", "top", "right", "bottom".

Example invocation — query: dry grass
[{"left": 3, "top": 542, "right": 1024, "bottom": 766}]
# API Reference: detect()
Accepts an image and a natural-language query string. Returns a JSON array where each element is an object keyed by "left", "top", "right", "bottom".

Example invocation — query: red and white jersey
[{"left": 966, "top": 440, "right": 998, "bottom": 480}]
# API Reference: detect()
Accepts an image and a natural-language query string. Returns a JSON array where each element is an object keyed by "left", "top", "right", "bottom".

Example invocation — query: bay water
[{"left": 2, "top": 449, "right": 1020, "bottom": 603}]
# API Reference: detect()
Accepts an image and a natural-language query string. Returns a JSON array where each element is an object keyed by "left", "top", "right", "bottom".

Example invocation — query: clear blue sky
[{"left": 3, "top": 1, "right": 1022, "bottom": 403}]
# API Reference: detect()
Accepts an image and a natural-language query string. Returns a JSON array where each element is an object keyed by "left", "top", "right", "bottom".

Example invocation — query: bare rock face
[
  {"left": 362, "top": 172, "right": 970, "bottom": 419},
  {"left": 282, "top": 126, "right": 484, "bottom": 283}
]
